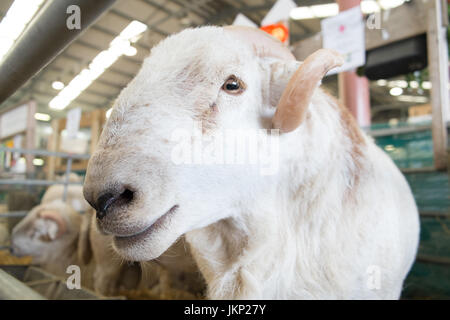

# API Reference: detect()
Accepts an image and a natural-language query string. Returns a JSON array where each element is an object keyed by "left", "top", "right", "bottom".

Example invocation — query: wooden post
[
  {"left": 25, "top": 100, "right": 36, "bottom": 174},
  {"left": 46, "top": 119, "right": 59, "bottom": 181},
  {"left": 90, "top": 109, "right": 101, "bottom": 155},
  {"left": 427, "top": 0, "right": 449, "bottom": 170},
  {"left": 336, "top": 0, "right": 371, "bottom": 128}
]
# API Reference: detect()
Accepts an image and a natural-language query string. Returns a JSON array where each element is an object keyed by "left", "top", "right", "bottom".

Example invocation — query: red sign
[{"left": 260, "top": 23, "right": 289, "bottom": 43}]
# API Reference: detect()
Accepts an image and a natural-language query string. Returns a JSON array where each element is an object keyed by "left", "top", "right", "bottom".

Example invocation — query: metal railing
[
  {"left": 0, "top": 269, "right": 46, "bottom": 300},
  {"left": 0, "top": 146, "right": 89, "bottom": 202}
]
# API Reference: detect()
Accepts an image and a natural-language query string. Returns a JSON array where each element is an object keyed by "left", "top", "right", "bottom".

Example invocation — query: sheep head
[
  {"left": 83, "top": 26, "right": 343, "bottom": 261},
  {"left": 11, "top": 200, "right": 79, "bottom": 262}
]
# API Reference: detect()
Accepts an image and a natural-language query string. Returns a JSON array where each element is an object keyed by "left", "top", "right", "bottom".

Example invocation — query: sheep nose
[{"left": 96, "top": 189, "right": 134, "bottom": 220}]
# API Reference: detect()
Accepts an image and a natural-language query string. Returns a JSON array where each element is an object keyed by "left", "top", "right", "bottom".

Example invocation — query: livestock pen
[
  {"left": 370, "top": 120, "right": 450, "bottom": 299},
  {"left": 0, "top": 0, "right": 448, "bottom": 302}
]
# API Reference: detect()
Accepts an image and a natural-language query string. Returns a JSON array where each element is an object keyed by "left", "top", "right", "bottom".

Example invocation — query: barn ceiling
[{"left": 0, "top": 0, "right": 430, "bottom": 123}]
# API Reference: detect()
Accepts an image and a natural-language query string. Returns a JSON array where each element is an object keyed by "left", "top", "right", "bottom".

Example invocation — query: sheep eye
[{"left": 222, "top": 76, "right": 245, "bottom": 95}]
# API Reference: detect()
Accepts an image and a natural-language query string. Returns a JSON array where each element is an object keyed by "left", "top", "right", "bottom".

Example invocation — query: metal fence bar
[
  {"left": 0, "top": 211, "right": 28, "bottom": 218},
  {"left": 365, "top": 125, "right": 432, "bottom": 137},
  {"left": 0, "top": 147, "right": 90, "bottom": 160},
  {"left": 63, "top": 158, "right": 73, "bottom": 202},
  {"left": 0, "top": 179, "right": 82, "bottom": 186},
  {"left": 0, "top": 269, "right": 46, "bottom": 300},
  {"left": 419, "top": 211, "right": 450, "bottom": 218},
  {"left": 416, "top": 254, "right": 450, "bottom": 266}
]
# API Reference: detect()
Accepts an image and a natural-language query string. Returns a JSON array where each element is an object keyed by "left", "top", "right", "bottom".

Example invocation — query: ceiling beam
[
  {"left": 90, "top": 24, "right": 151, "bottom": 51},
  {"left": 109, "top": 8, "right": 169, "bottom": 36},
  {"left": 139, "top": 0, "right": 176, "bottom": 17},
  {"left": 58, "top": 52, "right": 135, "bottom": 79},
  {"left": 37, "top": 77, "right": 116, "bottom": 101},
  {"left": 43, "top": 65, "right": 125, "bottom": 90},
  {"left": 75, "top": 39, "right": 142, "bottom": 65},
  {"left": 170, "top": 0, "right": 211, "bottom": 20}
]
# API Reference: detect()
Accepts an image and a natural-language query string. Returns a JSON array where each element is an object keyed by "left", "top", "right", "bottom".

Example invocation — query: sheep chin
[{"left": 112, "top": 205, "right": 180, "bottom": 261}]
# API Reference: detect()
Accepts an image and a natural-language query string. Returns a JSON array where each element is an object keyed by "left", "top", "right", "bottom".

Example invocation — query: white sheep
[
  {"left": 83, "top": 26, "right": 420, "bottom": 299},
  {"left": 12, "top": 184, "right": 204, "bottom": 297},
  {"left": 42, "top": 173, "right": 90, "bottom": 212},
  {"left": 10, "top": 200, "right": 93, "bottom": 283}
]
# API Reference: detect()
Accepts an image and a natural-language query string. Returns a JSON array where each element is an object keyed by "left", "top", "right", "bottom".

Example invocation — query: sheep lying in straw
[{"left": 83, "top": 26, "right": 419, "bottom": 299}]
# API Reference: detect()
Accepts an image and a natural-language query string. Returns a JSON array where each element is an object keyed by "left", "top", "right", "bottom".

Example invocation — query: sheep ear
[
  {"left": 38, "top": 209, "right": 66, "bottom": 240},
  {"left": 272, "top": 49, "right": 344, "bottom": 133},
  {"left": 45, "top": 221, "right": 59, "bottom": 241},
  {"left": 77, "top": 209, "right": 93, "bottom": 265},
  {"left": 263, "top": 58, "right": 302, "bottom": 109}
]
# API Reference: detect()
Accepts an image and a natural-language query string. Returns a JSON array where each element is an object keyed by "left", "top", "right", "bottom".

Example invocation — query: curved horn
[
  {"left": 224, "top": 26, "right": 295, "bottom": 61},
  {"left": 272, "top": 49, "right": 344, "bottom": 133},
  {"left": 39, "top": 209, "right": 67, "bottom": 238}
]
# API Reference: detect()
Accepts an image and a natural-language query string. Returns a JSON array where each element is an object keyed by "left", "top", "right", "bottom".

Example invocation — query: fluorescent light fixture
[
  {"left": 290, "top": 7, "right": 315, "bottom": 20},
  {"left": 43, "top": 126, "right": 53, "bottom": 135},
  {"left": 384, "top": 144, "right": 395, "bottom": 151},
  {"left": 34, "top": 113, "right": 51, "bottom": 121},
  {"left": 378, "top": 0, "right": 404, "bottom": 10},
  {"left": 106, "top": 108, "right": 112, "bottom": 118},
  {"left": 388, "top": 118, "right": 399, "bottom": 126},
  {"left": 0, "top": 38, "right": 14, "bottom": 58},
  {"left": 52, "top": 81, "right": 65, "bottom": 90},
  {"left": 376, "top": 79, "right": 387, "bottom": 86},
  {"left": 120, "top": 20, "right": 148, "bottom": 42},
  {"left": 290, "top": 0, "right": 401, "bottom": 21},
  {"left": 0, "top": 0, "right": 44, "bottom": 61},
  {"left": 310, "top": 4, "right": 339, "bottom": 18},
  {"left": 124, "top": 45, "right": 137, "bottom": 56},
  {"left": 33, "top": 158, "right": 44, "bottom": 166},
  {"left": 397, "top": 95, "right": 428, "bottom": 103},
  {"left": 388, "top": 80, "right": 408, "bottom": 88},
  {"left": 421, "top": 81, "right": 432, "bottom": 90},
  {"left": 49, "top": 20, "right": 147, "bottom": 110},
  {"left": 390, "top": 87, "right": 403, "bottom": 96},
  {"left": 361, "top": 0, "right": 380, "bottom": 14},
  {"left": 409, "top": 81, "right": 419, "bottom": 89}
]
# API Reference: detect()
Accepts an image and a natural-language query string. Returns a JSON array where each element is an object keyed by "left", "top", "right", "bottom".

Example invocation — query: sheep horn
[{"left": 272, "top": 49, "right": 344, "bottom": 133}]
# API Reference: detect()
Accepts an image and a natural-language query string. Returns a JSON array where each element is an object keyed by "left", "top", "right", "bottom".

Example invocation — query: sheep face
[
  {"left": 11, "top": 200, "right": 79, "bottom": 263},
  {"left": 83, "top": 26, "right": 341, "bottom": 261}
]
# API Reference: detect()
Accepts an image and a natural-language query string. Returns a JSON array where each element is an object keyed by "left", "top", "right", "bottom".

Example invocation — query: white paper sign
[
  {"left": 232, "top": 13, "right": 257, "bottom": 28},
  {"left": 60, "top": 134, "right": 88, "bottom": 154},
  {"left": 66, "top": 108, "right": 81, "bottom": 139},
  {"left": 13, "top": 134, "right": 22, "bottom": 160},
  {"left": 0, "top": 104, "right": 28, "bottom": 139},
  {"left": 261, "top": 0, "right": 297, "bottom": 27},
  {"left": 321, "top": 6, "right": 365, "bottom": 74}
]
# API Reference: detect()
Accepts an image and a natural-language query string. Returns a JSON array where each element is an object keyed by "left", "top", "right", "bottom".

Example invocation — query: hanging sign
[{"left": 321, "top": 6, "right": 366, "bottom": 74}]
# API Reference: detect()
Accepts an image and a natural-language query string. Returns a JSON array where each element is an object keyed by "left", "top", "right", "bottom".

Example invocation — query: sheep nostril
[
  {"left": 96, "top": 192, "right": 117, "bottom": 220},
  {"left": 120, "top": 189, "right": 134, "bottom": 204},
  {"left": 96, "top": 189, "right": 134, "bottom": 220}
]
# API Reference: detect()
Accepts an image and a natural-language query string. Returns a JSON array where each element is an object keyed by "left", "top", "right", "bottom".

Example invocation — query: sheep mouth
[{"left": 113, "top": 205, "right": 179, "bottom": 243}]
